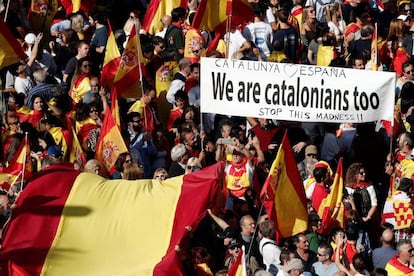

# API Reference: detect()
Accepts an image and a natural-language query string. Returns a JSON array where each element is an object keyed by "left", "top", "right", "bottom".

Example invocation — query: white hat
[{"left": 24, "top": 33, "right": 36, "bottom": 44}]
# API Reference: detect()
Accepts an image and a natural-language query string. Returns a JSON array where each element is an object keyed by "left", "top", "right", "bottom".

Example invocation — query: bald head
[
  {"left": 161, "top": 15, "right": 172, "bottom": 27},
  {"left": 382, "top": 228, "right": 394, "bottom": 245}
]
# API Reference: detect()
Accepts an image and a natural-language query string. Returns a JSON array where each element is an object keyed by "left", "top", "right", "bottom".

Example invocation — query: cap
[
  {"left": 217, "top": 227, "right": 238, "bottom": 239},
  {"left": 25, "top": 33, "right": 36, "bottom": 44},
  {"left": 47, "top": 145, "right": 63, "bottom": 158},
  {"left": 228, "top": 239, "right": 242, "bottom": 250},
  {"left": 286, "top": 258, "right": 304, "bottom": 272},
  {"left": 398, "top": 0, "right": 410, "bottom": 7},
  {"left": 305, "top": 145, "right": 318, "bottom": 155}
]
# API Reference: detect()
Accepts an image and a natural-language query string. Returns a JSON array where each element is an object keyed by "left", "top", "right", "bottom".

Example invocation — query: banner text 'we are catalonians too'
[{"left": 200, "top": 57, "right": 395, "bottom": 123}]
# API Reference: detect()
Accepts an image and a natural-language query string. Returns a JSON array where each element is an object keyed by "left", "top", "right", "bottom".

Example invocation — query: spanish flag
[
  {"left": 385, "top": 255, "right": 414, "bottom": 275},
  {"left": 228, "top": 245, "right": 247, "bottom": 276},
  {"left": 141, "top": 0, "right": 187, "bottom": 35},
  {"left": 112, "top": 23, "right": 143, "bottom": 98},
  {"left": 260, "top": 132, "right": 308, "bottom": 241},
  {"left": 0, "top": 135, "right": 32, "bottom": 185},
  {"left": 110, "top": 86, "right": 121, "bottom": 128},
  {"left": 60, "top": 0, "right": 96, "bottom": 14},
  {"left": 100, "top": 21, "right": 121, "bottom": 89},
  {"left": 95, "top": 107, "right": 128, "bottom": 174},
  {"left": 0, "top": 162, "right": 224, "bottom": 275},
  {"left": 192, "top": 0, "right": 253, "bottom": 34},
  {"left": 317, "top": 158, "right": 345, "bottom": 235},
  {"left": 69, "top": 126, "right": 86, "bottom": 167},
  {"left": 0, "top": 16, "right": 26, "bottom": 69}
]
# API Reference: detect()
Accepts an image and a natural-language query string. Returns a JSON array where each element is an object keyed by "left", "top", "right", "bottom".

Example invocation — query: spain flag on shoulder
[{"left": 0, "top": 162, "right": 224, "bottom": 275}]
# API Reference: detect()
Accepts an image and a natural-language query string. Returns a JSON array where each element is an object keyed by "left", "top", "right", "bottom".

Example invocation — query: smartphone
[{"left": 222, "top": 138, "right": 232, "bottom": 145}]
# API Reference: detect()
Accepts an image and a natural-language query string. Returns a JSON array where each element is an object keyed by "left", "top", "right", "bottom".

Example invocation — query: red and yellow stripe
[
  {"left": 260, "top": 132, "right": 308, "bottom": 241},
  {"left": 1, "top": 162, "right": 224, "bottom": 275}
]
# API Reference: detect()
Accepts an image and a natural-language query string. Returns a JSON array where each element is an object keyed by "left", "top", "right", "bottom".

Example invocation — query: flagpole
[
  {"left": 246, "top": 200, "right": 265, "bottom": 257},
  {"left": 134, "top": 21, "right": 148, "bottom": 130},
  {"left": 20, "top": 132, "right": 28, "bottom": 192},
  {"left": 225, "top": 0, "right": 232, "bottom": 59},
  {"left": 134, "top": 21, "right": 145, "bottom": 96},
  {"left": 4, "top": 0, "right": 10, "bottom": 22}
]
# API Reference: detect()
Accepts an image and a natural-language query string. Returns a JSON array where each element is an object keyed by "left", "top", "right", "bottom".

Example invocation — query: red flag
[
  {"left": 8, "top": 261, "right": 30, "bottom": 276},
  {"left": 0, "top": 163, "right": 224, "bottom": 275},
  {"left": 95, "top": 108, "right": 128, "bottom": 175},
  {"left": 141, "top": 0, "right": 188, "bottom": 34},
  {"left": 0, "top": 16, "right": 26, "bottom": 69},
  {"left": 100, "top": 21, "right": 121, "bottom": 89},
  {"left": 260, "top": 132, "right": 308, "bottom": 241},
  {"left": 112, "top": 23, "right": 144, "bottom": 98},
  {"left": 192, "top": 0, "right": 253, "bottom": 35},
  {"left": 317, "top": 158, "right": 345, "bottom": 235}
]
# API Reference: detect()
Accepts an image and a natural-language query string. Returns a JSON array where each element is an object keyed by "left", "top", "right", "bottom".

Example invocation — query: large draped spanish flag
[
  {"left": 317, "top": 158, "right": 345, "bottom": 235},
  {"left": 260, "top": 132, "right": 308, "bottom": 241},
  {"left": 0, "top": 162, "right": 224, "bottom": 275},
  {"left": 100, "top": 21, "right": 121, "bottom": 89},
  {"left": 141, "top": 0, "right": 187, "bottom": 34},
  {"left": 192, "top": 0, "right": 253, "bottom": 34},
  {"left": 95, "top": 107, "right": 128, "bottom": 174},
  {"left": 0, "top": 16, "right": 26, "bottom": 70}
]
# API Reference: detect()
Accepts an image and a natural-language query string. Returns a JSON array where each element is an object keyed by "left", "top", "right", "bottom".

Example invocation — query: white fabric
[
  {"left": 166, "top": 77, "right": 185, "bottom": 104},
  {"left": 245, "top": 22, "right": 273, "bottom": 57},
  {"left": 14, "top": 77, "right": 32, "bottom": 95},
  {"left": 224, "top": 30, "right": 247, "bottom": 60},
  {"left": 259, "top": 237, "right": 281, "bottom": 271}
]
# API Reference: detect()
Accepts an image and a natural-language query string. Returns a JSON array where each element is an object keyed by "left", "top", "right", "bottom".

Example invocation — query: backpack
[{"left": 352, "top": 187, "right": 372, "bottom": 217}]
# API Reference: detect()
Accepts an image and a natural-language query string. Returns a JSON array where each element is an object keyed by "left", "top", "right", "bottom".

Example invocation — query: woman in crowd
[
  {"left": 345, "top": 163, "right": 379, "bottom": 248},
  {"left": 112, "top": 152, "right": 134, "bottom": 179}
]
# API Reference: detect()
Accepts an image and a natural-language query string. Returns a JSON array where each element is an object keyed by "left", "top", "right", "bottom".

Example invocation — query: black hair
[
  {"left": 171, "top": 7, "right": 186, "bottom": 22},
  {"left": 313, "top": 167, "right": 328, "bottom": 183}
]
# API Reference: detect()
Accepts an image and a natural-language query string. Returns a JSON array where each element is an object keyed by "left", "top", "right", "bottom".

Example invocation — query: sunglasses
[
  {"left": 155, "top": 174, "right": 166, "bottom": 179},
  {"left": 158, "top": 45, "right": 166, "bottom": 49},
  {"left": 359, "top": 172, "right": 366, "bottom": 176},
  {"left": 405, "top": 70, "right": 414, "bottom": 74},
  {"left": 9, "top": 121, "right": 19, "bottom": 125},
  {"left": 307, "top": 153, "right": 317, "bottom": 157},
  {"left": 187, "top": 165, "right": 201, "bottom": 171},
  {"left": 90, "top": 109, "right": 98, "bottom": 113},
  {"left": 82, "top": 64, "right": 92, "bottom": 68},
  {"left": 125, "top": 159, "right": 132, "bottom": 164},
  {"left": 317, "top": 253, "right": 327, "bottom": 256},
  {"left": 192, "top": 49, "right": 200, "bottom": 54}
]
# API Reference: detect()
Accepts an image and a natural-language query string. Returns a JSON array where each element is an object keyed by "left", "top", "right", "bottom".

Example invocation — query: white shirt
[
  {"left": 224, "top": 29, "right": 247, "bottom": 59},
  {"left": 259, "top": 237, "right": 281, "bottom": 271}
]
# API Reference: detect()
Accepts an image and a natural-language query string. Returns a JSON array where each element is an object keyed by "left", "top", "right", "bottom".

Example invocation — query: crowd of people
[{"left": 3, "top": 0, "right": 414, "bottom": 275}]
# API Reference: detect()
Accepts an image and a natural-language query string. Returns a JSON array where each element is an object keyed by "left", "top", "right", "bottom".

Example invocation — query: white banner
[{"left": 200, "top": 58, "right": 395, "bottom": 123}]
